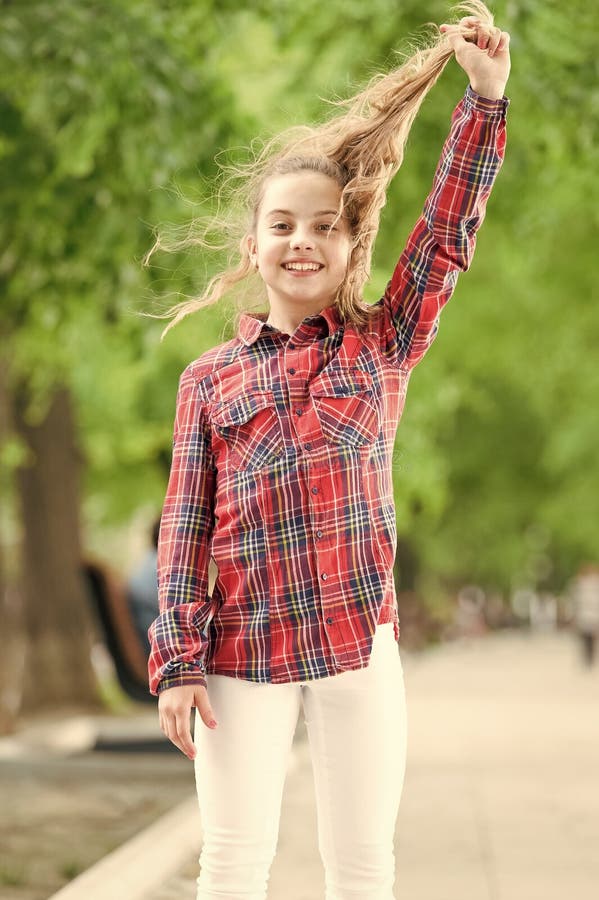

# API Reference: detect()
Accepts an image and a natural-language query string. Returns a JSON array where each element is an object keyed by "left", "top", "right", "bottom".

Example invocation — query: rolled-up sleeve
[
  {"left": 148, "top": 364, "right": 217, "bottom": 695},
  {"left": 380, "top": 85, "right": 509, "bottom": 370}
]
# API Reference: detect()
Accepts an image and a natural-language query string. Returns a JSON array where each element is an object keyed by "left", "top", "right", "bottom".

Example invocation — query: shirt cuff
[
  {"left": 155, "top": 672, "right": 208, "bottom": 694},
  {"left": 153, "top": 661, "right": 208, "bottom": 694},
  {"left": 464, "top": 83, "right": 510, "bottom": 117}
]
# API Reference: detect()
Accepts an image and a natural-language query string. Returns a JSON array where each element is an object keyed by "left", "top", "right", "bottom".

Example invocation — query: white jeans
[{"left": 192, "top": 622, "right": 408, "bottom": 900}]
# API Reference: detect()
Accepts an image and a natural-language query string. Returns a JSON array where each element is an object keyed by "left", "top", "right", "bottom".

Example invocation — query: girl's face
[{"left": 247, "top": 171, "right": 352, "bottom": 315}]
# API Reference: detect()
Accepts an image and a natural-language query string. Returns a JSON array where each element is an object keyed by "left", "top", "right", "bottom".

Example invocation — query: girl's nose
[{"left": 290, "top": 231, "right": 315, "bottom": 250}]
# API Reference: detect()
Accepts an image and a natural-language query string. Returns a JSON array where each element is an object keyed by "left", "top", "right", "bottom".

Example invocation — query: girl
[{"left": 146, "top": 3, "right": 511, "bottom": 898}]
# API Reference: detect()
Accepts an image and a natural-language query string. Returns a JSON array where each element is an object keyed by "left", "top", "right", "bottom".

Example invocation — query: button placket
[
  {"left": 286, "top": 351, "right": 319, "bottom": 455},
  {"left": 306, "top": 468, "right": 335, "bottom": 630}
]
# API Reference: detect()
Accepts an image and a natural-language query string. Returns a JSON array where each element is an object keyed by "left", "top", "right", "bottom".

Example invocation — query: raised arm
[
  {"left": 379, "top": 83, "right": 509, "bottom": 369},
  {"left": 378, "top": 16, "right": 511, "bottom": 368}
]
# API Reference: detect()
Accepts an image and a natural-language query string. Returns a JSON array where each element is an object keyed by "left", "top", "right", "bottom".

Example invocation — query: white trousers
[{"left": 192, "top": 622, "right": 408, "bottom": 900}]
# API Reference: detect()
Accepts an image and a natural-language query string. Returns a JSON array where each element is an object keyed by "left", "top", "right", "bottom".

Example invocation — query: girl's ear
[{"left": 246, "top": 234, "right": 258, "bottom": 268}]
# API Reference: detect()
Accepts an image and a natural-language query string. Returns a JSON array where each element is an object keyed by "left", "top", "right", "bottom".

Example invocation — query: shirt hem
[{"left": 203, "top": 621, "right": 400, "bottom": 685}]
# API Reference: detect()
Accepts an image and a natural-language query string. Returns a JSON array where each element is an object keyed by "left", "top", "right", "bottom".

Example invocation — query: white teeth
[{"left": 284, "top": 262, "right": 321, "bottom": 271}]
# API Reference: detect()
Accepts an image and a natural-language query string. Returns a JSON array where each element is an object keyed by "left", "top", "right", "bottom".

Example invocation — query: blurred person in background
[
  {"left": 569, "top": 563, "right": 599, "bottom": 667},
  {"left": 127, "top": 515, "right": 161, "bottom": 656}
]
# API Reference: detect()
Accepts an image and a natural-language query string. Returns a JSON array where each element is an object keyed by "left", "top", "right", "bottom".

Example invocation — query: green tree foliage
[
  {"left": 2, "top": 0, "right": 597, "bottom": 600},
  {"left": 213, "top": 0, "right": 599, "bottom": 596},
  {"left": 0, "top": 0, "right": 256, "bottom": 524},
  {"left": 391, "top": 0, "right": 599, "bottom": 593}
]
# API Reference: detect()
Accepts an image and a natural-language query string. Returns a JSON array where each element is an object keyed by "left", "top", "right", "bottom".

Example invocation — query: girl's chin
[{"left": 267, "top": 279, "right": 340, "bottom": 308}]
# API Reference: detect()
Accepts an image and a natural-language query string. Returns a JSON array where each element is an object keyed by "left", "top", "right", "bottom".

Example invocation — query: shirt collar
[{"left": 238, "top": 305, "right": 343, "bottom": 347}]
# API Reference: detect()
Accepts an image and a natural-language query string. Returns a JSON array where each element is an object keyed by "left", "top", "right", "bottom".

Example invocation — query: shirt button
[
  {"left": 296, "top": 408, "right": 303, "bottom": 416},
  {"left": 304, "top": 442, "right": 312, "bottom": 450},
  {"left": 326, "top": 616, "right": 333, "bottom": 625},
  {"left": 288, "top": 367, "right": 296, "bottom": 374},
  {"left": 321, "top": 572, "right": 328, "bottom": 581},
  {"left": 311, "top": 486, "right": 318, "bottom": 494},
  {"left": 316, "top": 529, "right": 323, "bottom": 538},
  {"left": 288, "top": 343, "right": 295, "bottom": 350}
]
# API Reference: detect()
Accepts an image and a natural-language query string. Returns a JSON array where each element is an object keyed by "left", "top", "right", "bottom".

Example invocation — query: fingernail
[{"left": 210, "top": 719, "right": 218, "bottom": 728}]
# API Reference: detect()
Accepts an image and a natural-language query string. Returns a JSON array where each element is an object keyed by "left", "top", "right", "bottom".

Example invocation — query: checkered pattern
[{"left": 148, "top": 85, "right": 509, "bottom": 695}]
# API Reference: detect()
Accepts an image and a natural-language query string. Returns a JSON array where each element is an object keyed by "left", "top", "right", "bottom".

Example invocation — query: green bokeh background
[{"left": 2, "top": 0, "right": 597, "bottom": 611}]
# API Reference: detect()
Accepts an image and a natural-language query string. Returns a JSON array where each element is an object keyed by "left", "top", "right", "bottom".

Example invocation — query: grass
[
  {"left": 0, "top": 861, "right": 27, "bottom": 886},
  {"left": 59, "top": 859, "right": 85, "bottom": 880}
]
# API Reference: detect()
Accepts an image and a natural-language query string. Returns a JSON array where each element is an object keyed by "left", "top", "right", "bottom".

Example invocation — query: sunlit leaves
[{"left": 2, "top": 0, "right": 596, "bottom": 587}]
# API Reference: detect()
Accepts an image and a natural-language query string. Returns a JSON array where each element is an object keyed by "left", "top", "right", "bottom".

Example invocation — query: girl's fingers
[
  {"left": 440, "top": 20, "right": 508, "bottom": 58},
  {"left": 452, "top": 15, "right": 484, "bottom": 27},
  {"left": 159, "top": 705, "right": 196, "bottom": 759},
  {"left": 490, "top": 31, "right": 510, "bottom": 56},
  {"left": 174, "top": 708, "right": 196, "bottom": 759},
  {"left": 487, "top": 28, "right": 502, "bottom": 57},
  {"left": 440, "top": 20, "right": 486, "bottom": 42}
]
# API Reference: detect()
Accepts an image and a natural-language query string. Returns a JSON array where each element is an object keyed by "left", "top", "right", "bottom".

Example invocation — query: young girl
[{"left": 146, "top": 3, "right": 510, "bottom": 897}]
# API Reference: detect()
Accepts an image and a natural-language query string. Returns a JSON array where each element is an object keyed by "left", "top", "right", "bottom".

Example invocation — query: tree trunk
[
  {"left": 13, "top": 382, "right": 102, "bottom": 713},
  {"left": 0, "top": 358, "right": 26, "bottom": 733}
]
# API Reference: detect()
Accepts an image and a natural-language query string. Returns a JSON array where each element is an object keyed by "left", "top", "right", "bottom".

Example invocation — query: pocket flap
[
  {"left": 310, "top": 368, "right": 373, "bottom": 399},
  {"left": 212, "top": 391, "right": 276, "bottom": 428}
]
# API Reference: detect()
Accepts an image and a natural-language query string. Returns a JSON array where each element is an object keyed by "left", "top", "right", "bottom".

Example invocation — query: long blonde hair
[{"left": 143, "top": 1, "right": 494, "bottom": 340}]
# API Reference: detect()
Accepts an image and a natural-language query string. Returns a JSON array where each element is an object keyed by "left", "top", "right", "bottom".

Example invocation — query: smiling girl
[
  {"left": 249, "top": 167, "right": 354, "bottom": 331},
  {"left": 144, "top": 3, "right": 510, "bottom": 897}
]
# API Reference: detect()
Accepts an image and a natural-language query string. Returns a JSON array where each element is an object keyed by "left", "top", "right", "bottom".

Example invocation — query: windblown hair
[{"left": 143, "top": 1, "right": 494, "bottom": 340}]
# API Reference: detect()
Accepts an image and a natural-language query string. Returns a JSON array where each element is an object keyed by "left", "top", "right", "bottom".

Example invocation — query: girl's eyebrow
[{"left": 265, "top": 208, "right": 340, "bottom": 218}]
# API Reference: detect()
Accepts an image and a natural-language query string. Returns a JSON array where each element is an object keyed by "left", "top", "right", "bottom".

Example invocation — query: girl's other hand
[
  {"left": 158, "top": 683, "right": 218, "bottom": 760},
  {"left": 439, "top": 16, "right": 511, "bottom": 100}
]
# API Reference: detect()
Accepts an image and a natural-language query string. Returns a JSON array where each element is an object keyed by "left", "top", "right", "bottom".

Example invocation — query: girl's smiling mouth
[{"left": 282, "top": 261, "right": 324, "bottom": 274}]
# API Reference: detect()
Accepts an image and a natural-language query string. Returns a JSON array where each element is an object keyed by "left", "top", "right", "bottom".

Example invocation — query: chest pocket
[
  {"left": 309, "top": 367, "right": 380, "bottom": 449},
  {"left": 211, "top": 390, "right": 284, "bottom": 471}
]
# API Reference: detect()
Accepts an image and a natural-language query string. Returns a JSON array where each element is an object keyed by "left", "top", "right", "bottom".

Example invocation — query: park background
[{"left": 0, "top": 1, "right": 598, "bottom": 894}]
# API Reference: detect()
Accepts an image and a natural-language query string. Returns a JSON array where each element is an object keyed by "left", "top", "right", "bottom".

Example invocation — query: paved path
[{"left": 144, "top": 629, "right": 599, "bottom": 900}]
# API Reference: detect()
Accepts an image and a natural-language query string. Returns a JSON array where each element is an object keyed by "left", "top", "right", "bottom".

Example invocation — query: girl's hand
[
  {"left": 440, "top": 16, "right": 511, "bottom": 100},
  {"left": 158, "top": 683, "right": 218, "bottom": 760}
]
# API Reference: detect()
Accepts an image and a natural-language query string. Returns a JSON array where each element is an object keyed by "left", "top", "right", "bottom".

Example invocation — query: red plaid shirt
[{"left": 148, "top": 85, "right": 509, "bottom": 695}]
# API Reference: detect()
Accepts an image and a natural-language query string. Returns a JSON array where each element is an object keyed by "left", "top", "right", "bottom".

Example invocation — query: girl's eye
[{"left": 269, "top": 222, "right": 337, "bottom": 232}]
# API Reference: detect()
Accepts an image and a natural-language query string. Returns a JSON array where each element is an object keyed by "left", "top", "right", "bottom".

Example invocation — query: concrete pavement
[
  {"left": 392, "top": 628, "right": 599, "bottom": 900},
  {"left": 100, "top": 629, "right": 599, "bottom": 899}
]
